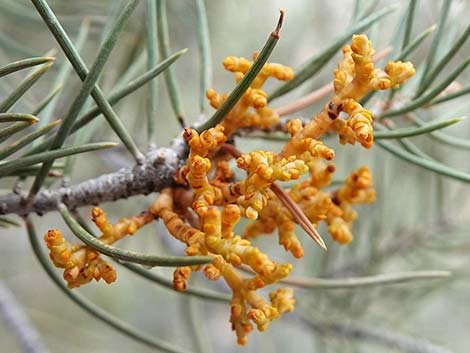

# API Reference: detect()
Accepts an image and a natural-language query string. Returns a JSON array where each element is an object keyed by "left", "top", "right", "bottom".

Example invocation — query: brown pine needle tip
[
  {"left": 270, "top": 182, "right": 327, "bottom": 250},
  {"left": 272, "top": 8, "right": 285, "bottom": 39}
]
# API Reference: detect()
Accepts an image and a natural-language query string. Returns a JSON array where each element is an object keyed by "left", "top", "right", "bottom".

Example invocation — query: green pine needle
[
  {"left": 25, "top": 218, "right": 194, "bottom": 353},
  {"left": 0, "top": 142, "right": 117, "bottom": 177},
  {"left": 156, "top": 0, "right": 186, "bottom": 127},
  {"left": 195, "top": 0, "right": 212, "bottom": 113},
  {"left": 382, "top": 57, "right": 470, "bottom": 118},
  {"left": 24, "top": 49, "right": 187, "bottom": 157},
  {"left": 377, "top": 139, "right": 470, "bottom": 182},
  {"left": 418, "top": 0, "right": 452, "bottom": 89},
  {"left": 59, "top": 204, "right": 213, "bottom": 267},
  {"left": 411, "top": 115, "right": 470, "bottom": 150},
  {"left": 2, "top": 163, "right": 64, "bottom": 177},
  {"left": 401, "top": 0, "right": 417, "bottom": 49},
  {"left": 416, "top": 24, "right": 470, "bottom": 97},
  {"left": 352, "top": 0, "right": 361, "bottom": 22},
  {"left": 196, "top": 9, "right": 285, "bottom": 132},
  {"left": 279, "top": 270, "right": 451, "bottom": 289},
  {"left": 31, "top": 84, "right": 63, "bottom": 116},
  {"left": 358, "top": 0, "right": 381, "bottom": 20},
  {"left": 71, "top": 49, "right": 187, "bottom": 136},
  {"left": 145, "top": 0, "right": 159, "bottom": 141},
  {"left": 0, "top": 62, "right": 54, "bottom": 113},
  {"left": 395, "top": 24, "right": 437, "bottom": 61},
  {"left": 28, "top": 0, "right": 143, "bottom": 197},
  {"left": 0, "top": 119, "right": 61, "bottom": 160},
  {"left": 0, "top": 121, "right": 35, "bottom": 144},
  {"left": 0, "top": 57, "right": 55, "bottom": 78},
  {"left": 30, "top": 0, "right": 143, "bottom": 164},
  {"left": 430, "top": 85, "right": 470, "bottom": 106},
  {"left": 37, "top": 18, "right": 91, "bottom": 128},
  {"left": 112, "top": 49, "right": 147, "bottom": 91},
  {"left": 0, "top": 113, "right": 39, "bottom": 124},
  {"left": 374, "top": 117, "right": 463, "bottom": 139}
]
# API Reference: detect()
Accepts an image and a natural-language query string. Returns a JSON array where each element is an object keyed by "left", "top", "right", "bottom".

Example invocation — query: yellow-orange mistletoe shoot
[{"left": 44, "top": 33, "right": 414, "bottom": 344}]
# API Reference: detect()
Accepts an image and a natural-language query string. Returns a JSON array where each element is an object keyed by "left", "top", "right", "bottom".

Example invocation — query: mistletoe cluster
[{"left": 45, "top": 34, "right": 415, "bottom": 344}]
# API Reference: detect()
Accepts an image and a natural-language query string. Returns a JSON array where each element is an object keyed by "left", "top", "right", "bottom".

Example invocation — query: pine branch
[{"left": 0, "top": 142, "right": 187, "bottom": 216}]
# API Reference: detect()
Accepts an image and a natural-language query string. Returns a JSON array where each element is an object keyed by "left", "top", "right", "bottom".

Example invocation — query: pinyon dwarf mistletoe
[
  {"left": 0, "top": 1, "right": 468, "bottom": 352},
  {"left": 45, "top": 22, "right": 418, "bottom": 345}
]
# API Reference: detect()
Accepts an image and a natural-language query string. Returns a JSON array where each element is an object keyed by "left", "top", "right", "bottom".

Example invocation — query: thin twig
[
  {"left": 277, "top": 83, "right": 333, "bottom": 116},
  {"left": 0, "top": 280, "right": 51, "bottom": 353},
  {"left": 298, "top": 310, "right": 454, "bottom": 353},
  {"left": 328, "top": 217, "right": 458, "bottom": 277},
  {"left": 196, "top": 8, "right": 285, "bottom": 132}
]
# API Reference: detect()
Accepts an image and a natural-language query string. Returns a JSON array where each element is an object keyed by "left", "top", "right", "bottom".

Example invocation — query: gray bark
[{"left": 0, "top": 141, "right": 187, "bottom": 216}]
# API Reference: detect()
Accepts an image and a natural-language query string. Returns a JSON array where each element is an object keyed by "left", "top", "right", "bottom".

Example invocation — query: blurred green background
[{"left": 0, "top": 0, "right": 469, "bottom": 352}]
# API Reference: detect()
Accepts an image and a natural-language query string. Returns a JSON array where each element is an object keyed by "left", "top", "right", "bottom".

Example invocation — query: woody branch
[{"left": 0, "top": 143, "right": 186, "bottom": 216}]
